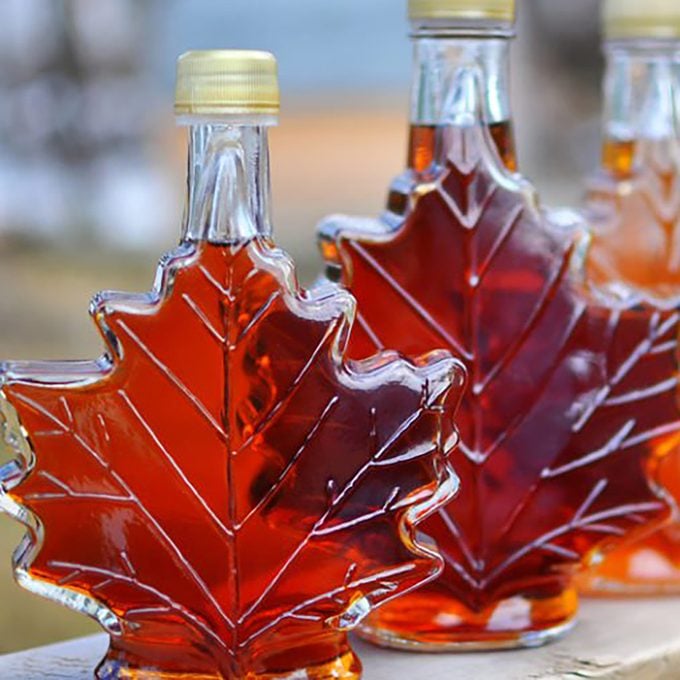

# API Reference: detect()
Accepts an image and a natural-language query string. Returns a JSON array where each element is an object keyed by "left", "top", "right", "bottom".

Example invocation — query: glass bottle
[
  {"left": 318, "top": 0, "right": 679, "bottom": 650},
  {"left": 579, "top": 0, "right": 680, "bottom": 595},
  {"left": 0, "top": 51, "right": 465, "bottom": 678}
]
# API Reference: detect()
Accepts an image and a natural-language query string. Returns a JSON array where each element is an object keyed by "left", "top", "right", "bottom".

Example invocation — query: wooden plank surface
[{"left": 0, "top": 599, "right": 678, "bottom": 679}]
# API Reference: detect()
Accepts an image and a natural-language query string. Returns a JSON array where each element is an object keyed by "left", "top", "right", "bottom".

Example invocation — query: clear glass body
[
  {"left": 318, "top": 21, "right": 679, "bottom": 650},
  {"left": 0, "top": 116, "right": 465, "bottom": 678},
  {"left": 579, "top": 38, "right": 680, "bottom": 596}
]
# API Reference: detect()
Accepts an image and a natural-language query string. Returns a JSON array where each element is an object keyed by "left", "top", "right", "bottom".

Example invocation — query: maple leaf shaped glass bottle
[
  {"left": 318, "top": 0, "right": 680, "bottom": 650},
  {"left": 0, "top": 51, "right": 466, "bottom": 679},
  {"left": 579, "top": 0, "right": 680, "bottom": 596}
]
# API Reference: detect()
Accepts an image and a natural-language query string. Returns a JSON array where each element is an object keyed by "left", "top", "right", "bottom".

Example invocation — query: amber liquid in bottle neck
[
  {"left": 407, "top": 30, "right": 517, "bottom": 177},
  {"left": 407, "top": 120, "right": 517, "bottom": 175},
  {"left": 386, "top": 30, "right": 516, "bottom": 216},
  {"left": 600, "top": 40, "right": 680, "bottom": 176}
]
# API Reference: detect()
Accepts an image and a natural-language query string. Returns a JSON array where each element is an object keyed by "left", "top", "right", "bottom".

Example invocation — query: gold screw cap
[
  {"left": 603, "top": 0, "right": 680, "bottom": 40},
  {"left": 174, "top": 50, "right": 280, "bottom": 118},
  {"left": 409, "top": 0, "right": 515, "bottom": 22}
]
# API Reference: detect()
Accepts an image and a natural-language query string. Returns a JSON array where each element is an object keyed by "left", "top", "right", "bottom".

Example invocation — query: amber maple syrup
[
  {"left": 407, "top": 122, "right": 517, "bottom": 176},
  {"left": 577, "top": 0, "right": 680, "bottom": 594},
  {"left": 381, "top": 122, "right": 517, "bottom": 224},
  {"left": 0, "top": 51, "right": 465, "bottom": 679},
  {"left": 580, "top": 135, "right": 680, "bottom": 595},
  {"left": 317, "top": 0, "right": 680, "bottom": 643},
  {"left": 4, "top": 238, "right": 460, "bottom": 678},
  {"left": 327, "top": 116, "right": 678, "bottom": 648}
]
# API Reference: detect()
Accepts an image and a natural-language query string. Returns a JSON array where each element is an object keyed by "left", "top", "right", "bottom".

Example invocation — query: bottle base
[
  {"left": 97, "top": 650, "right": 361, "bottom": 680},
  {"left": 357, "top": 588, "right": 578, "bottom": 652},
  {"left": 579, "top": 537, "right": 680, "bottom": 598},
  {"left": 257, "top": 652, "right": 361, "bottom": 680}
]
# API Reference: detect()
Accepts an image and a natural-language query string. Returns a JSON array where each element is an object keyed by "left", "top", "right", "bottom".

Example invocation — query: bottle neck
[
  {"left": 182, "top": 123, "right": 273, "bottom": 244},
  {"left": 408, "top": 28, "right": 516, "bottom": 175},
  {"left": 601, "top": 39, "right": 680, "bottom": 175}
]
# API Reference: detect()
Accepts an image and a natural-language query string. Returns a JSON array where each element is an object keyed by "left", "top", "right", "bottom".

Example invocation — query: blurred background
[{"left": 0, "top": 0, "right": 602, "bottom": 653}]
